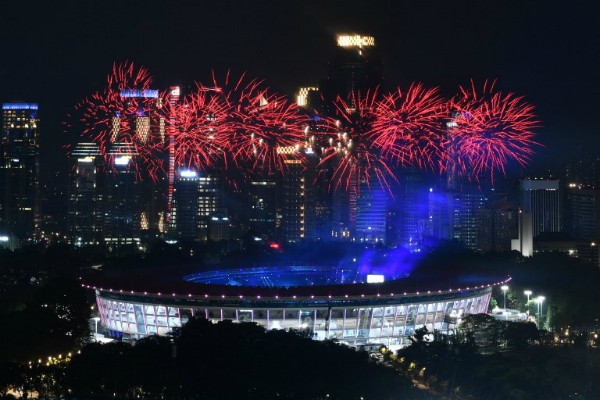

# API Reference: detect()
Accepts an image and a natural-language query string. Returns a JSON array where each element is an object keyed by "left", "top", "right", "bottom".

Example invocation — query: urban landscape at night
[{"left": 1, "top": 1, "right": 600, "bottom": 399}]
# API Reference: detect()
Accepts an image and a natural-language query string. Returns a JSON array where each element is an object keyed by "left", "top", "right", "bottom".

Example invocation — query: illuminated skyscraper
[
  {"left": 103, "top": 144, "right": 141, "bottom": 248},
  {"left": 172, "top": 170, "right": 200, "bottom": 241},
  {"left": 197, "top": 173, "right": 221, "bottom": 241},
  {"left": 67, "top": 143, "right": 103, "bottom": 246},
  {"left": 248, "top": 173, "right": 278, "bottom": 237},
  {"left": 0, "top": 103, "right": 40, "bottom": 243},
  {"left": 320, "top": 34, "right": 382, "bottom": 110},
  {"left": 519, "top": 178, "right": 562, "bottom": 238},
  {"left": 355, "top": 183, "right": 387, "bottom": 243}
]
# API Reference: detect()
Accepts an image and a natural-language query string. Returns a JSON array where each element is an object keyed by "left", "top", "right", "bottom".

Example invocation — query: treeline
[
  {"left": 389, "top": 314, "right": 600, "bottom": 399},
  {"left": 1, "top": 319, "right": 436, "bottom": 400}
]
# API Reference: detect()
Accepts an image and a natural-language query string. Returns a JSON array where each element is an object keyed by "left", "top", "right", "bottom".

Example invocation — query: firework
[
  {"left": 320, "top": 89, "right": 397, "bottom": 192},
  {"left": 74, "top": 61, "right": 166, "bottom": 180},
  {"left": 209, "top": 71, "right": 309, "bottom": 174},
  {"left": 166, "top": 85, "right": 232, "bottom": 172},
  {"left": 449, "top": 80, "right": 539, "bottom": 181},
  {"left": 371, "top": 83, "right": 448, "bottom": 172}
]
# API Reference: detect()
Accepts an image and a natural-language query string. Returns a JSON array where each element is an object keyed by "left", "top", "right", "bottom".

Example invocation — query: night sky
[{"left": 1, "top": 0, "right": 598, "bottom": 176}]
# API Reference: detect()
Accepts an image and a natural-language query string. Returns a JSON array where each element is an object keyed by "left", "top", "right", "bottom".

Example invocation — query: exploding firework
[
  {"left": 371, "top": 83, "right": 448, "bottom": 172},
  {"left": 208, "top": 71, "right": 309, "bottom": 174},
  {"left": 449, "top": 80, "right": 540, "bottom": 181},
  {"left": 165, "top": 85, "right": 232, "bottom": 172},
  {"left": 320, "top": 89, "right": 397, "bottom": 192},
  {"left": 74, "top": 61, "right": 166, "bottom": 180}
]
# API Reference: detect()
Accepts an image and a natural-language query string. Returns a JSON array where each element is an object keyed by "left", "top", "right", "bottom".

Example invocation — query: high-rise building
[
  {"left": 478, "top": 200, "right": 519, "bottom": 253},
  {"left": 319, "top": 34, "right": 382, "bottom": 111},
  {"left": 0, "top": 103, "right": 40, "bottom": 243},
  {"left": 67, "top": 143, "right": 103, "bottom": 246},
  {"left": 103, "top": 144, "right": 140, "bottom": 248},
  {"left": 355, "top": 182, "right": 387, "bottom": 243},
  {"left": 450, "top": 191, "right": 488, "bottom": 251},
  {"left": 197, "top": 173, "right": 221, "bottom": 241},
  {"left": 171, "top": 169, "right": 200, "bottom": 241},
  {"left": 279, "top": 146, "right": 306, "bottom": 243},
  {"left": 519, "top": 178, "right": 562, "bottom": 238},
  {"left": 427, "top": 187, "right": 488, "bottom": 251},
  {"left": 248, "top": 172, "right": 278, "bottom": 237},
  {"left": 566, "top": 185, "right": 600, "bottom": 241}
]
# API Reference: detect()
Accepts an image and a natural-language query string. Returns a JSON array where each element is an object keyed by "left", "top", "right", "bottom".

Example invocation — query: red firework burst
[
  {"left": 371, "top": 83, "right": 448, "bottom": 172},
  {"left": 74, "top": 61, "right": 165, "bottom": 180},
  {"left": 165, "top": 85, "right": 232, "bottom": 172},
  {"left": 320, "top": 89, "right": 397, "bottom": 192},
  {"left": 209, "top": 71, "right": 308, "bottom": 174},
  {"left": 450, "top": 80, "right": 540, "bottom": 181}
]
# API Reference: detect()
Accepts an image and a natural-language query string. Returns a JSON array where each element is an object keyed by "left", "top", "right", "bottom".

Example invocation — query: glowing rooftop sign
[
  {"left": 2, "top": 103, "right": 39, "bottom": 110},
  {"left": 337, "top": 35, "right": 375, "bottom": 48},
  {"left": 120, "top": 89, "right": 159, "bottom": 98}
]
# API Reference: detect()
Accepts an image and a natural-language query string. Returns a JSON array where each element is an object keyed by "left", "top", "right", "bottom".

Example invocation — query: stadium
[{"left": 88, "top": 265, "right": 506, "bottom": 349}]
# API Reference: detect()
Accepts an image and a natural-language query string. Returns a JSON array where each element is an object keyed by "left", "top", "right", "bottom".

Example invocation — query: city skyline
[{"left": 1, "top": 0, "right": 598, "bottom": 175}]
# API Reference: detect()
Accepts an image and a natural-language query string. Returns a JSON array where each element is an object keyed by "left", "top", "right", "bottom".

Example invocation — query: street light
[
  {"left": 524, "top": 290, "right": 532, "bottom": 315},
  {"left": 535, "top": 296, "right": 545, "bottom": 327},
  {"left": 501, "top": 285, "right": 509, "bottom": 310}
]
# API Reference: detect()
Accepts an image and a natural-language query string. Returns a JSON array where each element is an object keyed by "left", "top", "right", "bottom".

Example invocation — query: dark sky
[{"left": 1, "top": 0, "right": 598, "bottom": 175}]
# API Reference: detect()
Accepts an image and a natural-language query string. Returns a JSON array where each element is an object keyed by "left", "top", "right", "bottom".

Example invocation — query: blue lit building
[
  {"left": 356, "top": 182, "right": 387, "bottom": 243},
  {"left": 0, "top": 103, "right": 40, "bottom": 243}
]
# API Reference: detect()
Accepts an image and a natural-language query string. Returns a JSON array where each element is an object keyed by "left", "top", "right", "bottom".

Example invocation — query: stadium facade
[{"left": 89, "top": 266, "right": 505, "bottom": 349}]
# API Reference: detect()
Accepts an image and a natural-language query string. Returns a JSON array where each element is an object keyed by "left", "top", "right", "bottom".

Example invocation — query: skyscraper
[
  {"left": 355, "top": 182, "right": 387, "bottom": 243},
  {"left": 103, "top": 144, "right": 140, "bottom": 249},
  {"left": 67, "top": 142, "right": 103, "bottom": 246},
  {"left": 0, "top": 103, "right": 40, "bottom": 243},
  {"left": 171, "top": 169, "right": 200, "bottom": 241},
  {"left": 319, "top": 34, "right": 382, "bottom": 110},
  {"left": 519, "top": 178, "right": 562, "bottom": 238}
]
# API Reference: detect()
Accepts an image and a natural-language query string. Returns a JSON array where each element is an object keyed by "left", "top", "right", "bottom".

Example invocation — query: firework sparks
[
  {"left": 74, "top": 61, "right": 166, "bottom": 180},
  {"left": 371, "top": 83, "right": 448, "bottom": 172},
  {"left": 450, "top": 80, "right": 540, "bottom": 182},
  {"left": 165, "top": 85, "right": 232, "bottom": 173},
  {"left": 320, "top": 89, "right": 397, "bottom": 192}
]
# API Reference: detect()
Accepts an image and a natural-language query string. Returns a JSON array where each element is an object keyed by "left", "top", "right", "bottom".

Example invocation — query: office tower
[
  {"left": 478, "top": 200, "right": 519, "bottom": 253},
  {"left": 197, "top": 173, "right": 221, "bottom": 241},
  {"left": 395, "top": 170, "right": 430, "bottom": 251},
  {"left": 172, "top": 169, "right": 200, "bottom": 241},
  {"left": 355, "top": 182, "right": 387, "bottom": 243},
  {"left": 427, "top": 187, "right": 487, "bottom": 251},
  {"left": 114, "top": 88, "right": 166, "bottom": 236},
  {"left": 450, "top": 191, "right": 488, "bottom": 251},
  {"left": 103, "top": 144, "right": 140, "bottom": 248},
  {"left": 279, "top": 146, "right": 306, "bottom": 243},
  {"left": 519, "top": 178, "right": 562, "bottom": 238},
  {"left": 166, "top": 86, "right": 180, "bottom": 231},
  {"left": 209, "top": 210, "right": 230, "bottom": 242},
  {"left": 427, "top": 187, "right": 454, "bottom": 242},
  {"left": 0, "top": 103, "right": 40, "bottom": 243},
  {"left": 248, "top": 172, "right": 278, "bottom": 237},
  {"left": 566, "top": 186, "right": 600, "bottom": 241},
  {"left": 319, "top": 34, "right": 382, "bottom": 111},
  {"left": 67, "top": 143, "right": 103, "bottom": 246}
]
